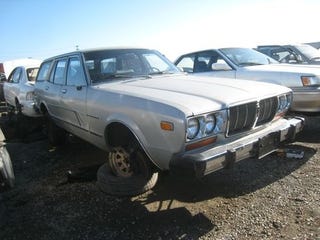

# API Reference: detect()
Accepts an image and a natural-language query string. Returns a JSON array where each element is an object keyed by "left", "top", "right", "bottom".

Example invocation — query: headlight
[
  {"left": 187, "top": 118, "right": 199, "bottom": 139},
  {"left": 26, "top": 92, "right": 35, "bottom": 101},
  {"left": 205, "top": 114, "right": 216, "bottom": 134},
  {"left": 277, "top": 93, "right": 292, "bottom": 113},
  {"left": 186, "top": 111, "right": 226, "bottom": 141},
  {"left": 278, "top": 95, "right": 287, "bottom": 110},
  {"left": 301, "top": 76, "right": 320, "bottom": 86}
]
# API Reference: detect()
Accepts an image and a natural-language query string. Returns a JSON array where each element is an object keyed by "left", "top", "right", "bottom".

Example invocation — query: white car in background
[{"left": 4, "top": 62, "right": 41, "bottom": 117}]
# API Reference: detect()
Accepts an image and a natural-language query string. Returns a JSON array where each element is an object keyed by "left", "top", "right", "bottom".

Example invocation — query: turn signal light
[
  {"left": 185, "top": 136, "right": 217, "bottom": 151},
  {"left": 160, "top": 121, "right": 174, "bottom": 131}
]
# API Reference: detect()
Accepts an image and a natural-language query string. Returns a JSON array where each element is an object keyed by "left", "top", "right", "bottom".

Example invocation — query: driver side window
[
  {"left": 8, "top": 68, "right": 22, "bottom": 83},
  {"left": 66, "top": 57, "right": 86, "bottom": 86}
]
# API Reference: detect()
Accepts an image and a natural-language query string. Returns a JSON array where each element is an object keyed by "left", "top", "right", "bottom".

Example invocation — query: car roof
[{"left": 42, "top": 47, "right": 153, "bottom": 62}]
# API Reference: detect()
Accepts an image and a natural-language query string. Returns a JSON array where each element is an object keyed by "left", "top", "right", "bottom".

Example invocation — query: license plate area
[{"left": 257, "top": 131, "right": 281, "bottom": 158}]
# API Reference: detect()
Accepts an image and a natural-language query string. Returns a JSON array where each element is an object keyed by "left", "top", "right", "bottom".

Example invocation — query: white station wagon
[{"left": 34, "top": 48, "right": 304, "bottom": 196}]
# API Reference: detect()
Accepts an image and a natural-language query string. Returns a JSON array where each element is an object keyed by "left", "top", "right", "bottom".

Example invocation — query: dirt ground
[{"left": 0, "top": 109, "right": 319, "bottom": 240}]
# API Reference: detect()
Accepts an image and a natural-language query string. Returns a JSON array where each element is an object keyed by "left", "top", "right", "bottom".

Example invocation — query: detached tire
[{"left": 97, "top": 149, "right": 158, "bottom": 196}]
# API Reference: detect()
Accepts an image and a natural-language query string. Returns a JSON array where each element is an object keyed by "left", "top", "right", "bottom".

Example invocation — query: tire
[
  {"left": 97, "top": 149, "right": 158, "bottom": 196},
  {"left": 15, "top": 100, "right": 22, "bottom": 115},
  {"left": 0, "top": 146, "right": 14, "bottom": 190},
  {"left": 45, "top": 115, "right": 66, "bottom": 146}
]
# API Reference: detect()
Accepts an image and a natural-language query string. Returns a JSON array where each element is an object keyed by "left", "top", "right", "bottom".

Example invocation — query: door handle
[{"left": 61, "top": 89, "right": 67, "bottom": 94}]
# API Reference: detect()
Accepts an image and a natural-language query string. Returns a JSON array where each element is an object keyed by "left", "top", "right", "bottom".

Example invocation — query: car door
[
  {"left": 41, "top": 58, "right": 68, "bottom": 122},
  {"left": 59, "top": 56, "right": 89, "bottom": 138},
  {"left": 4, "top": 67, "right": 22, "bottom": 106}
]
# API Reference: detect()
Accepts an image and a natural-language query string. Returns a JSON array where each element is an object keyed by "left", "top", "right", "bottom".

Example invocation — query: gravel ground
[{"left": 0, "top": 112, "right": 319, "bottom": 240}]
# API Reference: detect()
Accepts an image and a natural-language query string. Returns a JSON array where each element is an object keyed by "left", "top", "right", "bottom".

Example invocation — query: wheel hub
[{"left": 108, "top": 147, "right": 133, "bottom": 178}]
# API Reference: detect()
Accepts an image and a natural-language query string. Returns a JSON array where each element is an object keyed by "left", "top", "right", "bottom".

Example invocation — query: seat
[{"left": 193, "top": 60, "right": 209, "bottom": 72}]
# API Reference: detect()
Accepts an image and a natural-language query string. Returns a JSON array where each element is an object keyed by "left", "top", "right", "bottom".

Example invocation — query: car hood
[
  {"left": 246, "top": 63, "right": 320, "bottom": 74},
  {"left": 96, "top": 74, "right": 289, "bottom": 116}
]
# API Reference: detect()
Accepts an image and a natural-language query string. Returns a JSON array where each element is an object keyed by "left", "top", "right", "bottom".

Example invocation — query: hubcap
[{"left": 108, "top": 147, "right": 133, "bottom": 177}]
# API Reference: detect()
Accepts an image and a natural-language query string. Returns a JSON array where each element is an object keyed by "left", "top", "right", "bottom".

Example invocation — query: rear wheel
[
  {"left": 97, "top": 146, "right": 158, "bottom": 196},
  {"left": 45, "top": 114, "right": 66, "bottom": 146},
  {"left": 15, "top": 100, "right": 22, "bottom": 115}
]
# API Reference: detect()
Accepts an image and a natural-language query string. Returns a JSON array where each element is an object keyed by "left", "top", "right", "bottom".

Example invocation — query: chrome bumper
[{"left": 170, "top": 117, "right": 304, "bottom": 178}]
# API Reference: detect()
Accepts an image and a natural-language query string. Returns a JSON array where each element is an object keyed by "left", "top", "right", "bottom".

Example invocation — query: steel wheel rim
[{"left": 108, "top": 147, "right": 133, "bottom": 177}]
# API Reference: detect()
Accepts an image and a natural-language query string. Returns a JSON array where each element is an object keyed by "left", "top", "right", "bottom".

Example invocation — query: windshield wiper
[
  {"left": 311, "top": 57, "right": 320, "bottom": 60},
  {"left": 238, "top": 62, "right": 263, "bottom": 66},
  {"left": 99, "top": 73, "right": 137, "bottom": 80},
  {"left": 148, "top": 70, "right": 175, "bottom": 76}
]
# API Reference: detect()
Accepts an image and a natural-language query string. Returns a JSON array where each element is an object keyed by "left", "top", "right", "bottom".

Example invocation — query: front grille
[
  {"left": 228, "top": 97, "right": 278, "bottom": 136},
  {"left": 256, "top": 97, "right": 278, "bottom": 126},
  {"left": 228, "top": 102, "right": 257, "bottom": 135}
]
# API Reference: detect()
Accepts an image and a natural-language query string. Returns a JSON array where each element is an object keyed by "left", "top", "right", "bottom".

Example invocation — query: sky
[{"left": 1, "top": 0, "right": 320, "bottom": 62}]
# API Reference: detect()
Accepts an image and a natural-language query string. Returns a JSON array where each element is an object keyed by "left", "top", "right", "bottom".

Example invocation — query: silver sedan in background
[{"left": 175, "top": 47, "right": 320, "bottom": 113}]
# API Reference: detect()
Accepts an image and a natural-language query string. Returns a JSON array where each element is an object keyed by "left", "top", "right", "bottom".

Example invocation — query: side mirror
[{"left": 211, "top": 62, "right": 232, "bottom": 71}]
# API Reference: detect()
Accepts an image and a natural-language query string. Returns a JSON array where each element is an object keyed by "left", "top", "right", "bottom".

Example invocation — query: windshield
[
  {"left": 294, "top": 44, "right": 320, "bottom": 60},
  {"left": 83, "top": 49, "right": 180, "bottom": 83},
  {"left": 219, "top": 48, "right": 278, "bottom": 66}
]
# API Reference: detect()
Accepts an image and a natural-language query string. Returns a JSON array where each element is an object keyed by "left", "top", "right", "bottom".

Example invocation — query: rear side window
[
  {"left": 37, "top": 61, "right": 52, "bottom": 81},
  {"left": 27, "top": 68, "right": 39, "bottom": 82}
]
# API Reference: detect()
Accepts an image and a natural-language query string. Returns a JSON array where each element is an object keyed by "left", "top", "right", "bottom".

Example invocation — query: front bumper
[
  {"left": 291, "top": 87, "right": 320, "bottom": 112},
  {"left": 20, "top": 100, "right": 42, "bottom": 117},
  {"left": 169, "top": 117, "right": 304, "bottom": 178}
]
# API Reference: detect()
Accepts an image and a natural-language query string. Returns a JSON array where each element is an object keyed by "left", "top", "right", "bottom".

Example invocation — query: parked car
[
  {"left": 0, "top": 127, "right": 14, "bottom": 191},
  {"left": 34, "top": 48, "right": 304, "bottom": 196},
  {"left": 174, "top": 47, "right": 320, "bottom": 113},
  {"left": 256, "top": 44, "right": 320, "bottom": 65},
  {"left": 305, "top": 42, "right": 320, "bottom": 50},
  {"left": 4, "top": 63, "right": 41, "bottom": 117}
]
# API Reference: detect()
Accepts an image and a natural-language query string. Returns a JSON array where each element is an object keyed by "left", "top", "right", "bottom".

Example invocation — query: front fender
[
  {"left": 104, "top": 113, "right": 161, "bottom": 169},
  {"left": 104, "top": 110, "right": 186, "bottom": 170}
]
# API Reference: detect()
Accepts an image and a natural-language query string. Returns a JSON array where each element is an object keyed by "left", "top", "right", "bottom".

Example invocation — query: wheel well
[
  {"left": 105, "top": 122, "right": 136, "bottom": 148},
  {"left": 39, "top": 103, "right": 48, "bottom": 115},
  {"left": 105, "top": 122, "right": 159, "bottom": 172}
]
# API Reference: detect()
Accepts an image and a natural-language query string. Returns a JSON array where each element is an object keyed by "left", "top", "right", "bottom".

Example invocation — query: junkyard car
[
  {"left": 256, "top": 44, "right": 320, "bottom": 65},
  {"left": 34, "top": 48, "right": 304, "bottom": 196},
  {"left": 4, "top": 63, "right": 41, "bottom": 117},
  {"left": 175, "top": 47, "right": 320, "bottom": 113}
]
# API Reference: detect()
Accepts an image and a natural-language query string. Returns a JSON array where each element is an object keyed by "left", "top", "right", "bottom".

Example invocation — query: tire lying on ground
[{"left": 97, "top": 147, "right": 158, "bottom": 196}]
